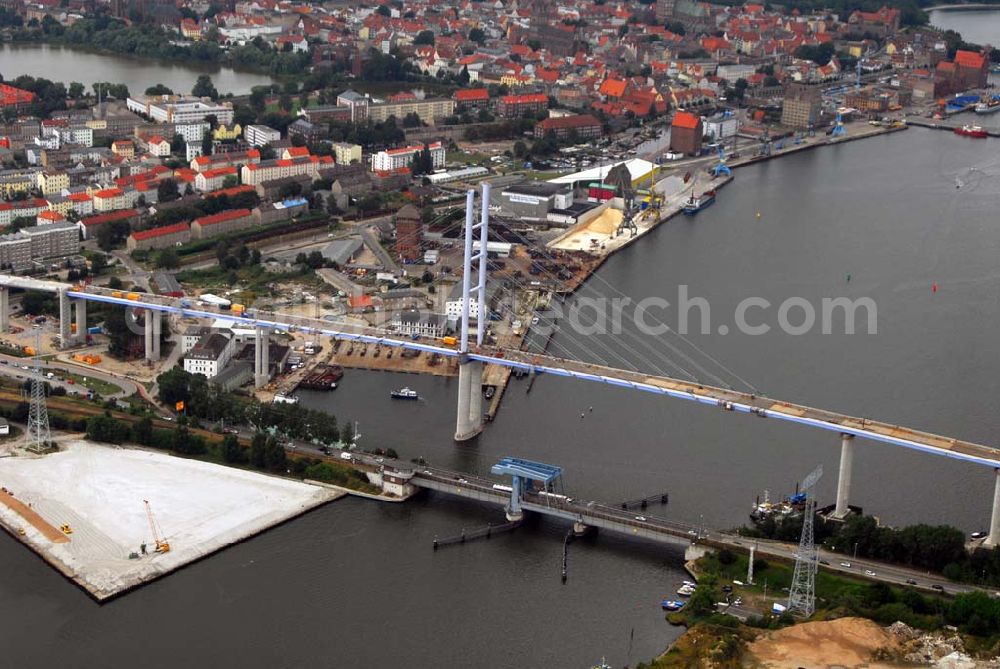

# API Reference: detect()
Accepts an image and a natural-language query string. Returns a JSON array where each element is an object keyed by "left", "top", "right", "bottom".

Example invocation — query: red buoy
[{"left": 932, "top": 282, "right": 939, "bottom": 293}]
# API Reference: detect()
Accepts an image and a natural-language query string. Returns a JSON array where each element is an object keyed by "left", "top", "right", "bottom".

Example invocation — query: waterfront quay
[
  {"left": 906, "top": 116, "right": 1000, "bottom": 137},
  {"left": 0, "top": 441, "right": 341, "bottom": 601}
]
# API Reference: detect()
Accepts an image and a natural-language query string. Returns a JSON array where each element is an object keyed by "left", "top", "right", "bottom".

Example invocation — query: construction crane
[{"left": 144, "top": 500, "right": 170, "bottom": 554}]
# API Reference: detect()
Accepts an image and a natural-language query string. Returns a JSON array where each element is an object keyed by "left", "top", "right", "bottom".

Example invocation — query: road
[
  {"left": 0, "top": 351, "right": 134, "bottom": 399},
  {"left": 110, "top": 250, "right": 151, "bottom": 292}
]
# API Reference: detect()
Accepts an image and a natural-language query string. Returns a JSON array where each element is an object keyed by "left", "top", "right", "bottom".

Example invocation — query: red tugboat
[{"left": 955, "top": 124, "right": 988, "bottom": 138}]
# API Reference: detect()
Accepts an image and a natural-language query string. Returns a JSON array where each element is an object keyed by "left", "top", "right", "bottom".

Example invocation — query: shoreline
[
  {"left": 0, "top": 39, "right": 278, "bottom": 89},
  {"left": 928, "top": 3, "right": 1000, "bottom": 11}
]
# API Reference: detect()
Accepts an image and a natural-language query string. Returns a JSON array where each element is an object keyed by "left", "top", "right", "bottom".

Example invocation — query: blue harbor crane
[
  {"left": 711, "top": 146, "right": 732, "bottom": 177},
  {"left": 830, "top": 112, "right": 847, "bottom": 138}
]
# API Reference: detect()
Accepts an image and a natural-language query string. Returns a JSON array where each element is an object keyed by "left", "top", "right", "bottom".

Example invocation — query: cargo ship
[
  {"left": 954, "top": 124, "right": 988, "bottom": 138},
  {"left": 975, "top": 97, "right": 1000, "bottom": 114},
  {"left": 298, "top": 364, "right": 343, "bottom": 391},
  {"left": 682, "top": 190, "right": 716, "bottom": 215}
]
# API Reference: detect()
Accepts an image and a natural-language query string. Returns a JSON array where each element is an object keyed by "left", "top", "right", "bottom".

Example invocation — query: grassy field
[
  {"left": 58, "top": 371, "right": 123, "bottom": 397},
  {"left": 446, "top": 150, "right": 493, "bottom": 166}
]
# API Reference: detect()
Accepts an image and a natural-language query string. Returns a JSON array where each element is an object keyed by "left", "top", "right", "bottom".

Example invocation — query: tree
[
  {"left": 145, "top": 83, "right": 173, "bottom": 96},
  {"left": 133, "top": 416, "right": 153, "bottom": 445},
  {"left": 68, "top": 82, "right": 85, "bottom": 99},
  {"left": 86, "top": 412, "right": 130, "bottom": 444},
  {"left": 468, "top": 27, "right": 486, "bottom": 44},
  {"left": 90, "top": 253, "right": 108, "bottom": 275},
  {"left": 170, "top": 134, "right": 186, "bottom": 154},
  {"left": 794, "top": 43, "right": 836, "bottom": 66},
  {"left": 222, "top": 175, "right": 239, "bottom": 189},
  {"left": 157, "top": 177, "right": 179, "bottom": 203},
  {"left": 201, "top": 132, "right": 213, "bottom": 159},
  {"left": 376, "top": 4, "right": 391, "bottom": 16},
  {"left": 157, "top": 367, "right": 193, "bottom": 407},
  {"left": 513, "top": 140, "right": 528, "bottom": 159},
  {"left": 221, "top": 433, "right": 246, "bottom": 463},
  {"left": 263, "top": 438, "right": 287, "bottom": 471},
  {"left": 414, "top": 30, "right": 435, "bottom": 46},
  {"left": 192, "top": 74, "right": 218, "bottom": 100},
  {"left": 154, "top": 248, "right": 181, "bottom": 269},
  {"left": 402, "top": 111, "right": 423, "bottom": 128},
  {"left": 340, "top": 421, "right": 354, "bottom": 445},
  {"left": 458, "top": 65, "right": 470, "bottom": 86}
]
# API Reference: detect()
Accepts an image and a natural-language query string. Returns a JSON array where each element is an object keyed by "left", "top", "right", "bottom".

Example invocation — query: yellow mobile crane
[{"left": 144, "top": 500, "right": 170, "bottom": 553}]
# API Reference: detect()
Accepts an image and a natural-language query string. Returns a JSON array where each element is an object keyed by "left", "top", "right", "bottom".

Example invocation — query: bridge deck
[
  {"left": 411, "top": 467, "right": 696, "bottom": 546},
  {"left": 37, "top": 281, "right": 1000, "bottom": 469}
]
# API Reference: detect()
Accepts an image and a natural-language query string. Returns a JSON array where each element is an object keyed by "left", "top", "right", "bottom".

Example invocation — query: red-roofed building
[
  {"left": 205, "top": 184, "right": 257, "bottom": 199},
  {"left": 241, "top": 154, "right": 329, "bottom": 186},
  {"left": 79, "top": 209, "right": 141, "bottom": 240},
  {"left": 534, "top": 114, "right": 603, "bottom": 140},
  {"left": 281, "top": 146, "right": 311, "bottom": 159},
  {"left": 454, "top": 88, "right": 490, "bottom": 111},
  {"left": 369, "top": 142, "right": 444, "bottom": 172},
  {"left": 190, "top": 149, "right": 260, "bottom": 173},
  {"left": 847, "top": 6, "right": 900, "bottom": 38},
  {"left": 127, "top": 222, "right": 191, "bottom": 252},
  {"left": 0, "top": 84, "right": 34, "bottom": 113},
  {"left": 146, "top": 135, "right": 171, "bottom": 157},
  {"left": 93, "top": 187, "right": 128, "bottom": 212},
  {"left": 599, "top": 78, "right": 629, "bottom": 99},
  {"left": 670, "top": 111, "right": 703, "bottom": 155},
  {"left": 935, "top": 49, "right": 989, "bottom": 96},
  {"left": 36, "top": 210, "right": 65, "bottom": 226},
  {"left": 497, "top": 93, "right": 548, "bottom": 119},
  {"left": 191, "top": 208, "right": 254, "bottom": 240},
  {"left": 194, "top": 166, "right": 238, "bottom": 192}
]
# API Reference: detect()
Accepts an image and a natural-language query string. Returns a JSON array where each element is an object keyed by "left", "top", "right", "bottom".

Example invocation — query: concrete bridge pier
[
  {"left": 0, "top": 287, "right": 9, "bottom": 333},
  {"left": 833, "top": 433, "right": 855, "bottom": 519},
  {"left": 58, "top": 290, "right": 72, "bottom": 349},
  {"left": 144, "top": 309, "right": 161, "bottom": 362},
  {"left": 73, "top": 299, "right": 86, "bottom": 345},
  {"left": 467, "top": 359, "right": 483, "bottom": 427},
  {"left": 454, "top": 358, "right": 476, "bottom": 441},
  {"left": 254, "top": 326, "right": 270, "bottom": 388},
  {"left": 986, "top": 468, "right": 1000, "bottom": 548}
]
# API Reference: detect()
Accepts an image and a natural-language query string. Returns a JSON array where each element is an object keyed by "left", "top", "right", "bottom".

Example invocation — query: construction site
[{"left": 0, "top": 440, "right": 340, "bottom": 600}]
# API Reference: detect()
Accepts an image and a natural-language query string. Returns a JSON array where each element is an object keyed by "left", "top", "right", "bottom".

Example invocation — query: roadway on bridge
[
  {"left": 321, "top": 449, "right": 983, "bottom": 598},
  {"left": 48, "top": 282, "right": 1000, "bottom": 470}
]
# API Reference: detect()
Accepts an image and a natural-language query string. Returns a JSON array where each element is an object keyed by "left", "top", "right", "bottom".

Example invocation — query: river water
[
  {"left": 2, "top": 128, "right": 1000, "bottom": 668},
  {"left": 930, "top": 6, "right": 1000, "bottom": 46},
  {"left": 0, "top": 43, "right": 274, "bottom": 95}
]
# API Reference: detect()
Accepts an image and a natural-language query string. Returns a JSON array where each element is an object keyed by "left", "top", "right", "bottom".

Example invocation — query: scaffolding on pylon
[
  {"left": 25, "top": 330, "right": 51, "bottom": 453},
  {"left": 787, "top": 464, "right": 823, "bottom": 618}
]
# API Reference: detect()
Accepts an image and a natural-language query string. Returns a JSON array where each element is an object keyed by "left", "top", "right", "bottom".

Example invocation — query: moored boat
[
  {"left": 661, "top": 599, "right": 686, "bottom": 611},
  {"left": 682, "top": 190, "right": 716, "bottom": 215},
  {"left": 975, "top": 97, "right": 1000, "bottom": 114},
  {"left": 955, "top": 124, "right": 988, "bottom": 138}
]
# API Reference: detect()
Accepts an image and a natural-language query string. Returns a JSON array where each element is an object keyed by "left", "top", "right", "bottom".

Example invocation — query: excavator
[{"left": 143, "top": 500, "right": 170, "bottom": 554}]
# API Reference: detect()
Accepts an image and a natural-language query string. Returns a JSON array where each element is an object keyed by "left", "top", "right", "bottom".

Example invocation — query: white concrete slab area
[{"left": 0, "top": 441, "right": 339, "bottom": 600}]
